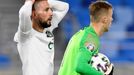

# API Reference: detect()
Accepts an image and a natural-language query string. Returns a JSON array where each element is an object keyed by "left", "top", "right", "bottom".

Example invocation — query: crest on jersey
[
  {"left": 85, "top": 42, "right": 95, "bottom": 52},
  {"left": 46, "top": 31, "right": 53, "bottom": 37}
]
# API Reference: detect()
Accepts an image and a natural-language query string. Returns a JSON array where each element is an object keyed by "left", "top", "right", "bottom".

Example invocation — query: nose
[
  {"left": 111, "top": 17, "right": 113, "bottom": 22},
  {"left": 49, "top": 8, "right": 53, "bottom": 16}
]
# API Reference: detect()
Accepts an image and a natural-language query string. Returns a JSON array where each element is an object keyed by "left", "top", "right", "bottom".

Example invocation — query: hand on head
[
  {"left": 32, "top": 0, "right": 35, "bottom": 3},
  {"left": 25, "top": 0, "right": 35, "bottom": 4},
  {"left": 32, "top": 0, "right": 48, "bottom": 3}
]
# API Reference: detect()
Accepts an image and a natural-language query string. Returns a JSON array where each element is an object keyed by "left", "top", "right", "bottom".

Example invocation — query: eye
[
  {"left": 44, "top": 8, "right": 53, "bottom": 12},
  {"left": 44, "top": 8, "right": 49, "bottom": 11}
]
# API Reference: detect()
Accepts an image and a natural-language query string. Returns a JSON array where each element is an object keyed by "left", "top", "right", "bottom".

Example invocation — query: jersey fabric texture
[{"left": 58, "top": 25, "right": 103, "bottom": 75}]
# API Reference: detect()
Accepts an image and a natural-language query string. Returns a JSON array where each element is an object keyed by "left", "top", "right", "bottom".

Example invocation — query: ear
[
  {"left": 32, "top": 10, "right": 37, "bottom": 19},
  {"left": 102, "top": 16, "right": 108, "bottom": 24}
]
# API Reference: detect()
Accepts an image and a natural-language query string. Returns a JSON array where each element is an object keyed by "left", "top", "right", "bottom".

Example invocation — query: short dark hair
[{"left": 89, "top": 1, "right": 112, "bottom": 22}]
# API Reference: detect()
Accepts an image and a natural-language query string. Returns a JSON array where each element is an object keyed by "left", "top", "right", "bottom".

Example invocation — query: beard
[
  {"left": 104, "top": 28, "right": 108, "bottom": 32},
  {"left": 104, "top": 26, "right": 109, "bottom": 32},
  {"left": 103, "top": 25, "right": 109, "bottom": 32},
  {"left": 38, "top": 19, "right": 51, "bottom": 28}
]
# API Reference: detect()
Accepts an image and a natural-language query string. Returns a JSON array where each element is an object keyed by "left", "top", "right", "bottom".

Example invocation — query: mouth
[
  {"left": 47, "top": 18, "right": 52, "bottom": 25},
  {"left": 48, "top": 17, "right": 52, "bottom": 21}
]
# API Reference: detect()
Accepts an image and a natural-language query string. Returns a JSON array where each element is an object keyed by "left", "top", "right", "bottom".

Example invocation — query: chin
[
  {"left": 105, "top": 29, "right": 109, "bottom": 32},
  {"left": 104, "top": 28, "right": 109, "bottom": 32},
  {"left": 48, "top": 23, "right": 51, "bottom": 27},
  {"left": 47, "top": 22, "right": 51, "bottom": 26}
]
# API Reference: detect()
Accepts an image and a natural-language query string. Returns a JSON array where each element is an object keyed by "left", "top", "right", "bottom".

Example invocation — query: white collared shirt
[{"left": 14, "top": 1, "right": 69, "bottom": 75}]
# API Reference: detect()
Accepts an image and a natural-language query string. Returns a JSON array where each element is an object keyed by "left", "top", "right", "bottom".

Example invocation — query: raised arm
[
  {"left": 14, "top": 0, "right": 35, "bottom": 42},
  {"left": 48, "top": 0, "right": 69, "bottom": 28},
  {"left": 18, "top": 0, "right": 35, "bottom": 33}
]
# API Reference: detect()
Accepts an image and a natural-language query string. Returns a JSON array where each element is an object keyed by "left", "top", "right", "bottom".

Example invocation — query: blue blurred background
[{"left": 0, "top": 0, "right": 134, "bottom": 75}]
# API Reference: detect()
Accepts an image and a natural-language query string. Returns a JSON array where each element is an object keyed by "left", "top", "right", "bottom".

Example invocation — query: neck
[
  {"left": 91, "top": 22, "right": 104, "bottom": 37},
  {"left": 32, "top": 21, "right": 44, "bottom": 33}
]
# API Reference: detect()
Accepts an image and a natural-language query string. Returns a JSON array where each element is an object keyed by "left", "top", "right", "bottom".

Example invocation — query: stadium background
[{"left": 0, "top": 0, "right": 134, "bottom": 75}]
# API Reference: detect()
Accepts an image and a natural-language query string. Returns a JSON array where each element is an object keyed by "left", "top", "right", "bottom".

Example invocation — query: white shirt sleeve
[
  {"left": 19, "top": 1, "right": 33, "bottom": 33},
  {"left": 48, "top": 0, "right": 69, "bottom": 29},
  {"left": 14, "top": 0, "right": 69, "bottom": 42},
  {"left": 14, "top": 1, "right": 33, "bottom": 42}
]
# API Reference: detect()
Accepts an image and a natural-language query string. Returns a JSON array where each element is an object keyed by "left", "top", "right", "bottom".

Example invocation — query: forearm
[
  {"left": 48, "top": 0, "right": 69, "bottom": 27},
  {"left": 76, "top": 48, "right": 103, "bottom": 75},
  {"left": 48, "top": 0, "right": 69, "bottom": 11},
  {"left": 18, "top": 0, "right": 33, "bottom": 33}
]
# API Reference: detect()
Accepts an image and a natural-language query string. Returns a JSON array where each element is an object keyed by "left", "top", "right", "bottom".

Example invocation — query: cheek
[
  {"left": 108, "top": 18, "right": 112, "bottom": 24},
  {"left": 39, "top": 14, "right": 48, "bottom": 21},
  {"left": 110, "top": 17, "right": 113, "bottom": 22},
  {"left": 36, "top": 11, "right": 47, "bottom": 19}
]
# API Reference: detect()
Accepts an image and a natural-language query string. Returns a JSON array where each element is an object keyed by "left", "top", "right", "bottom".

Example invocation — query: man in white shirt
[{"left": 14, "top": 0, "right": 69, "bottom": 75}]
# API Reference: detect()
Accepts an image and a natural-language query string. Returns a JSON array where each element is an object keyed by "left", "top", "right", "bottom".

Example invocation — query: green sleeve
[
  {"left": 75, "top": 47, "right": 103, "bottom": 75},
  {"left": 75, "top": 31, "right": 103, "bottom": 75}
]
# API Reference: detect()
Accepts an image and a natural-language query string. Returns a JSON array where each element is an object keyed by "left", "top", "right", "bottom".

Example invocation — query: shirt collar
[{"left": 87, "top": 25, "right": 99, "bottom": 38}]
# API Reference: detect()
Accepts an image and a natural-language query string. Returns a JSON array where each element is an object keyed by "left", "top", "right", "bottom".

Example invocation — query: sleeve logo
[{"left": 85, "top": 43, "right": 95, "bottom": 51}]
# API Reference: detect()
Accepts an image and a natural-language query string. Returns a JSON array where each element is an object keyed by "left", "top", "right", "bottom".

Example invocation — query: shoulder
[{"left": 79, "top": 29, "right": 99, "bottom": 53}]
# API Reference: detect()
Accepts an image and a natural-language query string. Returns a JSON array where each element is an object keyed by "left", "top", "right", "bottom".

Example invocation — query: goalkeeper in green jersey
[{"left": 58, "top": 1, "right": 114, "bottom": 75}]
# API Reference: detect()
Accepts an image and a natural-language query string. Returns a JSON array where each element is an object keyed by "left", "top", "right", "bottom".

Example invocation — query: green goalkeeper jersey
[{"left": 58, "top": 25, "right": 103, "bottom": 75}]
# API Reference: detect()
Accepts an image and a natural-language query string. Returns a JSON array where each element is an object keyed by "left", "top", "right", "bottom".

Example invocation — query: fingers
[
  {"left": 25, "top": 0, "right": 35, "bottom": 4},
  {"left": 32, "top": 0, "right": 35, "bottom": 3},
  {"left": 109, "top": 66, "right": 114, "bottom": 75},
  {"left": 104, "top": 63, "right": 114, "bottom": 75}
]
